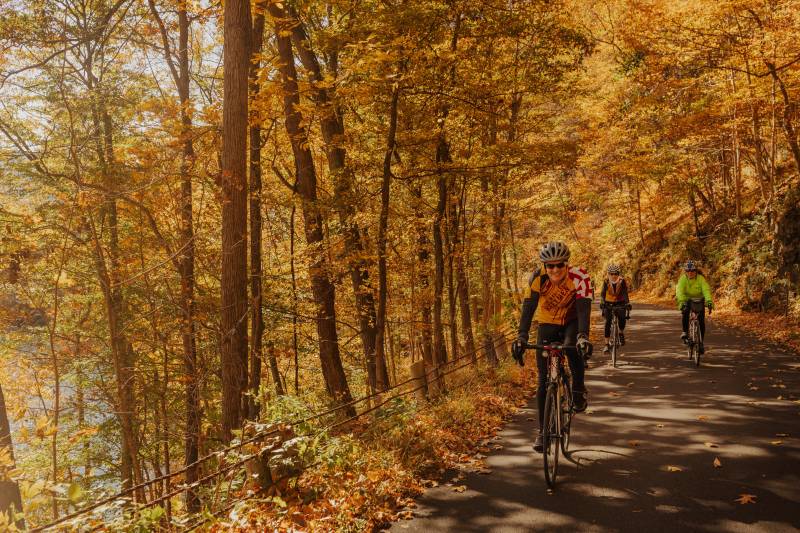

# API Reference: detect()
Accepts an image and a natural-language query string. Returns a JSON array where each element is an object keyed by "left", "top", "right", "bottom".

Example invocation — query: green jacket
[{"left": 675, "top": 273, "right": 713, "bottom": 309}]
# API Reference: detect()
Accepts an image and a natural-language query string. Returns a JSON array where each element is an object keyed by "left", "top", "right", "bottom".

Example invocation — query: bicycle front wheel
[
  {"left": 560, "top": 380, "right": 572, "bottom": 455},
  {"left": 691, "top": 322, "right": 701, "bottom": 367},
  {"left": 542, "top": 384, "right": 560, "bottom": 488}
]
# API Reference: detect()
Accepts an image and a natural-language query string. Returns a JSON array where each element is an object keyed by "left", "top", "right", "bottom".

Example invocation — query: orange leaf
[{"left": 735, "top": 494, "right": 757, "bottom": 505}]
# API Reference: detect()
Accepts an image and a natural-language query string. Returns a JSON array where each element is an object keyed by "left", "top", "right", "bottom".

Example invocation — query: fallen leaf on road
[
  {"left": 628, "top": 440, "right": 640, "bottom": 447},
  {"left": 735, "top": 494, "right": 757, "bottom": 505},
  {"left": 713, "top": 457, "right": 722, "bottom": 468},
  {"left": 626, "top": 382, "right": 634, "bottom": 387},
  {"left": 749, "top": 386, "right": 759, "bottom": 391},
  {"left": 609, "top": 391, "right": 622, "bottom": 397},
  {"left": 452, "top": 485, "right": 467, "bottom": 493},
  {"left": 771, "top": 440, "right": 783, "bottom": 445},
  {"left": 656, "top": 424, "right": 665, "bottom": 428},
  {"left": 697, "top": 415, "right": 708, "bottom": 421},
  {"left": 478, "top": 469, "right": 492, "bottom": 475},
  {"left": 775, "top": 433, "right": 789, "bottom": 437},
  {"left": 666, "top": 465, "right": 682, "bottom": 472},
  {"left": 526, "top": 417, "right": 535, "bottom": 421}
]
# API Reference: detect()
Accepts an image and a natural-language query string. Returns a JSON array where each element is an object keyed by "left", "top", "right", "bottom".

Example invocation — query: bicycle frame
[
  {"left": 529, "top": 343, "right": 574, "bottom": 488},
  {"left": 606, "top": 304, "right": 626, "bottom": 367},
  {"left": 686, "top": 298, "right": 704, "bottom": 367}
]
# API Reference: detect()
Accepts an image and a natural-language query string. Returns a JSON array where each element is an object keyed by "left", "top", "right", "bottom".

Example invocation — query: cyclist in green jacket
[{"left": 675, "top": 260, "right": 713, "bottom": 354}]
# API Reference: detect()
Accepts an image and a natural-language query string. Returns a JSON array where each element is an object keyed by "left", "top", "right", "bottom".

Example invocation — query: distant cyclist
[
  {"left": 511, "top": 241, "right": 593, "bottom": 453},
  {"left": 600, "top": 264, "right": 631, "bottom": 353},
  {"left": 675, "top": 260, "right": 713, "bottom": 354}
]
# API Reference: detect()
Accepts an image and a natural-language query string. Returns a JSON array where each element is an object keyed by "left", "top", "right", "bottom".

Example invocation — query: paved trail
[{"left": 389, "top": 304, "right": 800, "bottom": 532}]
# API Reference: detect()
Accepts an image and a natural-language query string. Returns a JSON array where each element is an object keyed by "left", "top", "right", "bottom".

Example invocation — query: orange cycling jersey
[
  {"left": 602, "top": 278, "right": 628, "bottom": 303},
  {"left": 524, "top": 266, "right": 594, "bottom": 326}
]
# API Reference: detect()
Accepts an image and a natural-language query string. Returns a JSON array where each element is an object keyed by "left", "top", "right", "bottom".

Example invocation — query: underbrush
[{"left": 212, "top": 363, "right": 533, "bottom": 532}]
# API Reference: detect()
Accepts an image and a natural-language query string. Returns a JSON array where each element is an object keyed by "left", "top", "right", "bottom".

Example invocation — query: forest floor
[
  {"left": 387, "top": 304, "right": 800, "bottom": 532},
  {"left": 223, "top": 359, "right": 537, "bottom": 531}
]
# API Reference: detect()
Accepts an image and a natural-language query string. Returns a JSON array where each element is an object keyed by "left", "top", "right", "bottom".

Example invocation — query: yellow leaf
[
  {"left": 713, "top": 457, "right": 722, "bottom": 468},
  {"left": 771, "top": 440, "right": 783, "bottom": 445},
  {"left": 735, "top": 494, "right": 757, "bottom": 505},
  {"left": 666, "top": 465, "right": 682, "bottom": 472},
  {"left": 452, "top": 485, "right": 467, "bottom": 493},
  {"left": 704, "top": 442, "right": 718, "bottom": 448}
]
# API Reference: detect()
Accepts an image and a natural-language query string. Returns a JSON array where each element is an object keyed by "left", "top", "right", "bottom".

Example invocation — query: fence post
[{"left": 409, "top": 360, "right": 428, "bottom": 402}]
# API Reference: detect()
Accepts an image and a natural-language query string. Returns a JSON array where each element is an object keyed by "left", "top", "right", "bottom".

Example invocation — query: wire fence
[{"left": 31, "top": 328, "right": 514, "bottom": 532}]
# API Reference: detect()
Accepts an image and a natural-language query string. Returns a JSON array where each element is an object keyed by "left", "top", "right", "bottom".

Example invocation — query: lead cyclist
[{"left": 511, "top": 241, "right": 593, "bottom": 453}]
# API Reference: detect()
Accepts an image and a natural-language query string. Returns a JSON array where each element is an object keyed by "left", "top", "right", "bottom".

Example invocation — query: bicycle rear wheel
[{"left": 542, "top": 384, "right": 559, "bottom": 488}]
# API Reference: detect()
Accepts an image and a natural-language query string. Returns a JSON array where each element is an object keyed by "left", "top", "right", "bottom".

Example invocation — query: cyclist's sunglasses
[{"left": 545, "top": 262, "right": 566, "bottom": 270}]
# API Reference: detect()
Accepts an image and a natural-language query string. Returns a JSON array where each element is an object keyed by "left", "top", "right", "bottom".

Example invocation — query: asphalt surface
[{"left": 388, "top": 304, "right": 800, "bottom": 532}]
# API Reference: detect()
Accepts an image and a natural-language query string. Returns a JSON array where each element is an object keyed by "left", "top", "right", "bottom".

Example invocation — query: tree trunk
[
  {"left": 146, "top": 0, "right": 201, "bottom": 505},
  {"left": 636, "top": 181, "right": 646, "bottom": 249},
  {"left": 249, "top": 2, "right": 282, "bottom": 417},
  {"left": 455, "top": 177, "right": 477, "bottom": 360},
  {"left": 85, "top": 69, "right": 141, "bottom": 494},
  {"left": 288, "top": 13, "right": 388, "bottom": 391},
  {"left": 433, "top": 136, "right": 449, "bottom": 377},
  {"left": 413, "top": 183, "right": 437, "bottom": 388},
  {"left": 375, "top": 85, "right": 399, "bottom": 394},
  {"left": 445, "top": 174, "right": 458, "bottom": 361},
  {"left": 0, "top": 381, "right": 23, "bottom": 529},
  {"left": 272, "top": 13, "right": 354, "bottom": 412},
  {"left": 221, "top": 0, "right": 251, "bottom": 441}
]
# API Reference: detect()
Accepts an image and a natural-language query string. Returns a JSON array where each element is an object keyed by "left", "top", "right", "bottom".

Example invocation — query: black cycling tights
[
  {"left": 681, "top": 306, "right": 706, "bottom": 339},
  {"left": 603, "top": 307, "right": 627, "bottom": 337},
  {"left": 535, "top": 321, "right": 585, "bottom": 429}
]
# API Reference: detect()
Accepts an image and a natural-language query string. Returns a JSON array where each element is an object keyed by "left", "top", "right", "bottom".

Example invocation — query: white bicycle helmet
[
  {"left": 607, "top": 264, "right": 621, "bottom": 274},
  {"left": 538, "top": 241, "right": 571, "bottom": 263}
]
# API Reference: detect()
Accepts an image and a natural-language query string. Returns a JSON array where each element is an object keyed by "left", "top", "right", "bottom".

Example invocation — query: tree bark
[
  {"left": 433, "top": 135, "right": 450, "bottom": 375},
  {"left": 0, "top": 381, "right": 23, "bottom": 528},
  {"left": 249, "top": 1, "right": 282, "bottom": 418},
  {"left": 84, "top": 65, "right": 141, "bottom": 494},
  {"left": 454, "top": 177, "right": 477, "bottom": 359},
  {"left": 146, "top": 0, "right": 203, "bottom": 507},
  {"left": 272, "top": 11, "right": 354, "bottom": 413},
  {"left": 221, "top": 0, "right": 251, "bottom": 441},
  {"left": 288, "top": 12, "right": 388, "bottom": 392},
  {"left": 413, "top": 183, "right": 437, "bottom": 387},
  {"left": 375, "top": 85, "right": 399, "bottom": 394}
]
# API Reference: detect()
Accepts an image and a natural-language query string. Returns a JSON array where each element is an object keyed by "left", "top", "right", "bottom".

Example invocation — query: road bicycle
[
  {"left": 525, "top": 342, "right": 575, "bottom": 488},
  {"left": 685, "top": 298, "right": 706, "bottom": 367},
  {"left": 604, "top": 303, "right": 629, "bottom": 368}
]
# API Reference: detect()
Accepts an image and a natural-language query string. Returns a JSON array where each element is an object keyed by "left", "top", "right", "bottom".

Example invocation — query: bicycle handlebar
[{"left": 524, "top": 343, "right": 565, "bottom": 351}]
